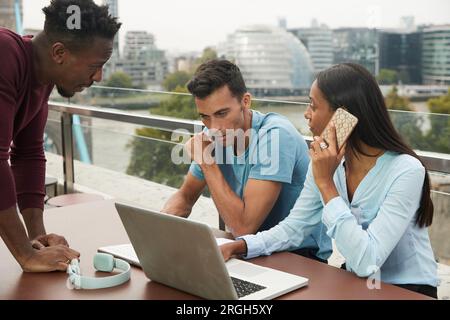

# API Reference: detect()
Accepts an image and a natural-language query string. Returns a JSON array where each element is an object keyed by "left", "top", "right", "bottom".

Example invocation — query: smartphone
[{"left": 321, "top": 107, "right": 358, "bottom": 151}]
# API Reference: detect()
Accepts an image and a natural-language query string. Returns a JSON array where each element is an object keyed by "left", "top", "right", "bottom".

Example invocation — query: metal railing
[
  {"left": 51, "top": 102, "right": 201, "bottom": 192},
  {"left": 49, "top": 101, "right": 450, "bottom": 232},
  {"left": 50, "top": 101, "right": 450, "bottom": 189}
]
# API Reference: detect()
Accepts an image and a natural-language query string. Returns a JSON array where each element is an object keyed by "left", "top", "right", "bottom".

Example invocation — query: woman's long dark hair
[{"left": 316, "top": 63, "right": 433, "bottom": 228}]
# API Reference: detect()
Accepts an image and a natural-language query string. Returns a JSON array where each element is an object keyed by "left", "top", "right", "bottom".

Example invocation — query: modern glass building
[
  {"left": 421, "top": 25, "right": 450, "bottom": 85},
  {"left": 378, "top": 30, "right": 422, "bottom": 84},
  {"left": 218, "top": 25, "right": 314, "bottom": 96},
  {"left": 289, "top": 24, "right": 334, "bottom": 74},
  {"left": 114, "top": 31, "right": 168, "bottom": 88},
  {"left": 332, "top": 28, "right": 378, "bottom": 75},
  {"left": 123, "top": 31, "right": 155, "bottom": 60}
]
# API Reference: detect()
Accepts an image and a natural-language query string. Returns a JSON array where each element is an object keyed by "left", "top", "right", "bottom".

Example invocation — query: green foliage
[
  {"left": 162, "top": 71, "right": 191, "bottom": 92},
  {"left": 385, "top": 86, "right": 412, "bottom": 111},
  {"left": 106, "top": 72, "right": 133, "bottom": 88},
  {"left": 126, "top": 127, "right": 191, "bottom": 187},
  {"left": 100, "top": 72, "right": 134, "bottom": 97},
  {"left": 162, "top": 48, "right": 217, "bottom": 92},
  {"left": 389, "top": 87, "right": 450, "bottom": 154},
  {"left": 424, "top": 88, "right": 450, "bottom": 153},
  {"left": 377, "top": 69, "right": 398, "bottom": 85},
  {"left": 126, "top": 46, "right": 219, "bottom": 189},
  {"left": 162, "top": 47, "right": 218, "bottom": 93},
  {"left": 194, "top": 47, "right": 218, "bottom": 68},
  {"left": 389, "top": 111, "right": 429, "bottom": 151},
  {"left": 126, "top": 87, "right": 198, "bottom": 188},
  {"left": 428, "top": 88, "right": 450, "bottom": 114},
  {"left": 150, "top": 86, "right": 197, "bottom": 119}
]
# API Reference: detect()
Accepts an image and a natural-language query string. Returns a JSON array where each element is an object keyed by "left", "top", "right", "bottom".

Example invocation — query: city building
[
  {"left": 173, "top": 55, "right": 197, "bottom": 73},
  {"left": 115, "top": 31, "right": 168, "bottom": 88},
  {"left": 421, "top": 24, "right": 450, "bottom": 85},
  {"left": 378, "top": 30, "right": 422, "bottom": 84},
  {"left": 123, "top": 31, "right": 156, "bottom": 60},
  {"left": 332, "top": 27, "right": 379, "bottom": 75},
  {"left": 289, "top": 20, "right": 334, "bottom": 74},
  {"left": 218, "top": 25, "right": 314, "bottom": 96}
]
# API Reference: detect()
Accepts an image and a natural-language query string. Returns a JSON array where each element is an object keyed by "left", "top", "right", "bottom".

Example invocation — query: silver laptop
[{"left": 106, "top": 202, "right": 308, "bottom": 300}]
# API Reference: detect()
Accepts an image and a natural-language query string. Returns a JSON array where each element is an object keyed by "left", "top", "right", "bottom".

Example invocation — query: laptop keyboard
[{"left": 231, "top": 277, "right": 266, "bottom": 298}]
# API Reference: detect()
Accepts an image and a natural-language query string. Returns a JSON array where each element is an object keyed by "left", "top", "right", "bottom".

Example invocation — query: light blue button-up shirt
[{"left": 241, "top": 151, "right": 438, "bottom": 286}]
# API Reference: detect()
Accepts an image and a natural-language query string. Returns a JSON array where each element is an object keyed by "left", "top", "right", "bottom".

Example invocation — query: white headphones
[{"left": 66, "top": 253, "right": 131, "bottom": 290}]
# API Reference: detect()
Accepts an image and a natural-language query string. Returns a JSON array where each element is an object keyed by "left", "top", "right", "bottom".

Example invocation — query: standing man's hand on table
[
  {"left": 22, "top": 245, "right": 80, "bottom": 272},
  {"left": 0, "top": 206, "right": 80, "bottom": 273},
  {"left": 21, "top": 208, "right": 70, "bottom": 249},
  {"left": 31, "top": 233, "right": 69, "bottom": 249}
]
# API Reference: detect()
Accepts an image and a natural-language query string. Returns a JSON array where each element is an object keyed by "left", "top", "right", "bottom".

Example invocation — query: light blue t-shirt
[
  {"left": 241, "top": 151, "right": 438, "bottom": 286},
  {"left": 189, "top": 110, "right": 332, "bottom": 261}
]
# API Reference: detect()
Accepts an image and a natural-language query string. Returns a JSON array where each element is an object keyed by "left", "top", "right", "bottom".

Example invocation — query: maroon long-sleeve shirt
[{"left": 0, "top": 28, "right": 54, "bottom": 211}]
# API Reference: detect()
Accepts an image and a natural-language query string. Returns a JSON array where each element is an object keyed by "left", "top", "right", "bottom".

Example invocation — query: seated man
[{"left": 162, "top": 59, "right": 331, "bottom": 262}]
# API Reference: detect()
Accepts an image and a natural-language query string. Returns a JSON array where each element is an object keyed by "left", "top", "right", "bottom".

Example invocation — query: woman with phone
[{"left": 220, "top": 63, "right": 438, "bottom": 298}]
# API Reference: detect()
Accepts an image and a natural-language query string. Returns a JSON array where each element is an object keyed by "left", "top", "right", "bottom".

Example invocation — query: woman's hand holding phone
[
  {"left": 309, "top": 108, "right": 358, "bottom": 204},
  {"left": 321, "top": 107, "right": 358, "bottom": 152}
]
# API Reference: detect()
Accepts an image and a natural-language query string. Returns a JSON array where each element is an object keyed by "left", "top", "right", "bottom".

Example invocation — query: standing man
[
  {"left": 0, "top": 0, "right": 121, "bottom": 272},
  {"left": 162, "top": 59, "right": 331, "bottom": 263}
]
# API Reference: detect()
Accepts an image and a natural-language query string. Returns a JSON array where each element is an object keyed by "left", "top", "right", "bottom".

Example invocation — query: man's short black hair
[
  {"left": 43, "top": 0, "right": 121, "bottom": 50},
  {"left": 187, "top": 59, "right": 247, "bottom": 101}
]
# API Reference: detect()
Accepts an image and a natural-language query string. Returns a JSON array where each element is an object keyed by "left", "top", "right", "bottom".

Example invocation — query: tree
[
  {"left": 126, "top": 87, "right": 198, "bottom": 188},
  {"left": 386, "top": 87, "right": 450, "bottom": 154},
  {"left": 428, "top": 88, "right": 450, "bottom": 114},
  {"left": 162, "top": 47, "right": 217, "bottom": 92},
  {"left": 162, "top": 71, "right": 191, "bottom": 92},
  {"left": 390, "top": 111, "right": 428, "bottom": 151},
  {"left": 102, "top": 72, "right": 134, "bottom": 97},
  {"left": 126, "top": 127, "right": 191, "bottom": 187},
  {"left": 385, "top": 86, "right": 412, "bottom": 111},
  {"left": 377, "top": 69, "right": 398, "bottom": 85},
  {"left": 106, "top": 72, "right": 133, "bottom": 89},
  {"left": 126, "top": 47, "right": 237, "bottom": 189},
  {"left": 151, "top": 86, "right": 198, "bottom": 119},
  {"left": 386, "top": 86, "right": 428, "bottom": 150},
  {"left": 194, "top": 47, "right": 217, "bottom": 68},
  {"left": 161, "top": 47, "right": 218, "bottom": 93},
  {"left": 425, "top": 88, "right": 450, "bottom": 153}
]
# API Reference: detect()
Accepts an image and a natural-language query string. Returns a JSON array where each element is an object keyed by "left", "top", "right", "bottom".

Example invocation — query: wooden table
[{"left": 0, "top": 200, "right": 432, "bottom": 300}]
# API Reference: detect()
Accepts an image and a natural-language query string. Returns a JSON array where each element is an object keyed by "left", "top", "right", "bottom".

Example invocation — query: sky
[{"left": 22, "top": 0, "right": 450, "bottom": 53}]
